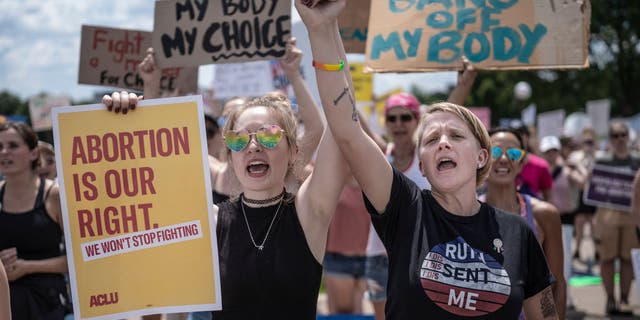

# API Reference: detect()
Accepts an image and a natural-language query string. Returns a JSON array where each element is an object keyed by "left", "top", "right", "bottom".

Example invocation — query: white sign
[
  {"left": 586, "top": 99, "right": 610, "bottom": 137},
  {"left": 537, "top": 109, "right": 565, "bottom": 139}
]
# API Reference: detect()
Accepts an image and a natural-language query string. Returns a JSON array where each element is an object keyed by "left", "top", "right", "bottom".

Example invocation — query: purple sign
[{"left": 583, "top": 164, "right": 636, "bottom": 211}]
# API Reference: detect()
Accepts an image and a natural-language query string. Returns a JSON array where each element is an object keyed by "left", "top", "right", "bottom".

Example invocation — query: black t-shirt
[{"left": 364, "top": 168, "right": 553, "bottom": 319}]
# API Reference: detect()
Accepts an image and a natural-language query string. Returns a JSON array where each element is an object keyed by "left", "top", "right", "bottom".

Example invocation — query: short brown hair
[{"left": 415, "top": 102, "right": 491, "bottom": 188}]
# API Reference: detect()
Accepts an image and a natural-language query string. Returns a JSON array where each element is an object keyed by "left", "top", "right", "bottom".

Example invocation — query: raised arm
[
  {"left": 296, "top": 0, "right": 393, "bottom": 213},
  {"left": 280, "top": 37, "right": 324, "bottom": 174},
  {"left": 138, "top": 47, "right": 161, "bottom": 99},
  {"left": 447, "top": 56, "right": 477, "bottom": 106},
  {"left": 358, "top": 109, "right": 387, "bottom": 152},
  {"left": 297, "top": 126, "right": 348, "bottom": 262}
]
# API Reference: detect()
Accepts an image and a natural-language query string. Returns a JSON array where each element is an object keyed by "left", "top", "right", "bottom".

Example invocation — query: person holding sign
[
  {"left": 0, "top": 122, "right": 68, "bottom": 320},
  {"left": 295, "top": 0, "right": 557, "bottom": 318},
  {"left": 591, "top": 121, "right": 640, "bottom": 315},
  {"left": 483, "top": 128, "right": 566, "bottom": 319},
  {"left": 103, "top": 89, "right": 347, "bottom": 318}
]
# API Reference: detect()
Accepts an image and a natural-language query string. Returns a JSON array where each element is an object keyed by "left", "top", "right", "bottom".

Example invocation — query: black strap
[{"left": 551, "top": 166, "right": 563, "bottom": 180}]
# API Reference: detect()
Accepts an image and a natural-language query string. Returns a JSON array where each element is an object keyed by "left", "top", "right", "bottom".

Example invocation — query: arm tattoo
[
  {"left": 333, "top": 87, "right": 358, "bottom": 122},
  {"left": 540, "top": 287, "right": 558, "bottom": 318}
]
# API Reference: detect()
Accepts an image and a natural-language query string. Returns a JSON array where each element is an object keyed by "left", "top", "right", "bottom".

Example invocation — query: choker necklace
[
  {"left": 242, "top": 188, "right": 286, "bottom": 205},
  {"left": 241, "top": 195, "right": 283, "bottom": 251}
]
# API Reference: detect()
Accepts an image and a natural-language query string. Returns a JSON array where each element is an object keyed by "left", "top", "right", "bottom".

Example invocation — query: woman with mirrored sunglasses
[
  {"left": 483, "top": 127, "right": 566, "bottom": 319},
  {"left": 103, "top": 89, "right": 348, "bottom": 319},
  {"left": 297, "top": 1, "right": 557, "bottom": 318}
]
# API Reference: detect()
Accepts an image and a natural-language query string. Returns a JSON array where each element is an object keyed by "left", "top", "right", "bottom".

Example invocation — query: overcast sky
[{"left": 0, "top": 0, "right": 456, "bottom": 102}]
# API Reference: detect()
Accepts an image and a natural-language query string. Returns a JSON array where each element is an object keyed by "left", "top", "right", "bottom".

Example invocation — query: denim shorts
[
  {"left": 323, "top": 253, "right": 366, "bottom": 279},
  {"left": 365, "top": 255, "right": 388, "bottom": 301}
]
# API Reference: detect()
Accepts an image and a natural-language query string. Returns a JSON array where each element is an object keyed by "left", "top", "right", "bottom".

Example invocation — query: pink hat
[{"left": 385, "top": 93, "right": 420, "bottom": 118}]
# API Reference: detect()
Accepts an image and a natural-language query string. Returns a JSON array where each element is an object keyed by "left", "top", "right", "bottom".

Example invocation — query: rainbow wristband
[{"left": 312, "top": 60, "right": 344, "bottom": 71}]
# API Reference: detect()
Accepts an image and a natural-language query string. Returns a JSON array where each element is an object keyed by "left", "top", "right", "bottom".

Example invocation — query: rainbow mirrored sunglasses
[
  {"left": 491, "top": 147, "right": 526, "bottom": 162},
  {"left": 224, "top": 124, "right": 285, "bottom": 152}
]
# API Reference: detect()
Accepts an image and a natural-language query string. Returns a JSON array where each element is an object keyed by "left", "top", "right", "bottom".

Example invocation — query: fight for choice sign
[
  {"left": 153, "top": 0, "right": 291, "bottom": 67},
  {"left": 78, "top": 25, "right": 198, "bottom": 93},
  {"left": 365, "top": 0, "right": 591, "bottom": 72},
  {"left": 52, "top": 96, "right": 221, "bottom": 319}
]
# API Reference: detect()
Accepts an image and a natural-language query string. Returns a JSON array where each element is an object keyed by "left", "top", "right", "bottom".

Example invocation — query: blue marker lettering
[
  {"left": 370, "top": 31, "right": 407, "bottom": 60},
  {"left": 488, "top": 0, "right": 517, "bottom": 10},
  {"left": 456, "top": 8, "right": 476, "bottom": 30},
  {"left": 427, "top": 31, "right": 461, "bottom": 63},
  {"left": 463, "top": 32, "right": 490, "bottom": 62},
  {"left": 404, "top": 29, "right": 423, "bottom": 57},
  {"left": 426, "top": 10, "right": 454, "bottom": 29},
  {"left": 492, "top": 26, "right": 521, "bottom": 61},
  {"left": 518, "top": 23, "right": 548, "bottom": 63},
  {"left": 481, "top": 7, "right": 501, "bottom": 32},
  {"left": 418, "top": 0, "right": 453, "bottom": 10},
  {"left": 389, "top": 0, "right": 415, "bottom": 13}
]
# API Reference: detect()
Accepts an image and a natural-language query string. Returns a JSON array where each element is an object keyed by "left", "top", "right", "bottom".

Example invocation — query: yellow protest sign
[
  {"left": 350, "top": 63, "right": 373, "bottom": 103},
  {"left": 52, "top": 96, "right": 221, "bottom": 319}
]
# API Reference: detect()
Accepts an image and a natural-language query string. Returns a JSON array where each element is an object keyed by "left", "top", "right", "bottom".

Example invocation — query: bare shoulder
[{"left": 530, "top": 197, "right": 560, "bottom": 225}]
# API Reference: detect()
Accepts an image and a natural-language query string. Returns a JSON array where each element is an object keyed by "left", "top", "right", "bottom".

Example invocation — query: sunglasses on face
[
  {"left": 583, "top": 140, "right": 594, "bottom": 146},
  {"left": 610, "top": 132, "right": 628, "bottom": 139},
  {"left": 386, "top": 114, "right": 414, "bottom": 123},
  {"left": 491, "top": 147, "right": 526, "bottom": 162},
  {"left": 224, "top": 124, "right": 285, "bottom": 152}
]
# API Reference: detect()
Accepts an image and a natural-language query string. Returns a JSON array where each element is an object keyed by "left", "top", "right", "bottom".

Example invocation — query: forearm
[
  {"left": 308, "top": 23, "right": 362, "bottom": 146},
  {"left": 26, "top": 255, "right": 68, "bottom": 275},
  {"left": 357, "top": 110, "right": 387, "bottom": 151},
  {"left": 288, "top": 72, "right": 324, "bottom": 166},
  {"left": 143, "top": 78, "right": 161, "bottom": 100}
]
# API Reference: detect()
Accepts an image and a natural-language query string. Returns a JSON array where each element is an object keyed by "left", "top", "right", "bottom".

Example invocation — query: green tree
[{"left": 0, "top": 90, "right": 28, "bottom": 118}]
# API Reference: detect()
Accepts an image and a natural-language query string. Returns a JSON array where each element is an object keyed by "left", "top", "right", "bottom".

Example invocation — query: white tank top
[{"left": 367, "top": 143, "right": 431, "bottom": 256}]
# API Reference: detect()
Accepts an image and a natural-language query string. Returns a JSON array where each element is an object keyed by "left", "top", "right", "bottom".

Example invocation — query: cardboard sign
[
  {"left": 52, "top": 96, "right": 221, "bottom": 319},
  {"left": 365, "top": 0, "right": 590, "bottom": 72},
  {"left": 338, "top": 1, "right": 371, "bottom": 53},
  {"left": 350, "top": 63, "right": 373, "bottom": 102},
  {"left": 153, "top": 0, "right": 291, "bottom": 67},
  {"left": 28, "top": 95, "right": 70, "bottom": 131},
  {"left": 583, "top": 164, "right": 636, "bottom": 211},
  {"left": 78, "top": 25, "right": 198, "bottom": 93}
]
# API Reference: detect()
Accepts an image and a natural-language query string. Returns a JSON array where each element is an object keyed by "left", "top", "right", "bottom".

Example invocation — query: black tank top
[
  {"left": 212, "top": 190, "right": 230, "bottom": 204},
  {"left": 213, "top": 195, "right": 322, "bottom": 320},
  {"left": 0, "top": 178, "right": 68, "bottom": 319}
]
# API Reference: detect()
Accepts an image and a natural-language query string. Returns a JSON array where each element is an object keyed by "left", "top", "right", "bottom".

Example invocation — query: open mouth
[
  {"left": 247, "top": 161, "right": 269, "bottom": 175},
  {"left": 437, "top": 158, "right": 457, "bottom": 171}
]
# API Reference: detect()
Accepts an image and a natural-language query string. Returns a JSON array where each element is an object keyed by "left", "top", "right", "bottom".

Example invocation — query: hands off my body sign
[{"left": 366, "top": 0, "right": 590, "bottom": 72}]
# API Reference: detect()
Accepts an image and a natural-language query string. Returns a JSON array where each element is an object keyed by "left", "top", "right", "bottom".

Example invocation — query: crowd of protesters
[{"left": 2, "top": 1, "right": 640, "bottom": 319}]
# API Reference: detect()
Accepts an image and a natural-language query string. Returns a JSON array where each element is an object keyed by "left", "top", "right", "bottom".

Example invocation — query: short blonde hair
[
  {"left": 415, "top": 102, "right": 491, "bottom": 188},
  {"left": 223, "top": 95, "right": 299, "bottom": 176}
]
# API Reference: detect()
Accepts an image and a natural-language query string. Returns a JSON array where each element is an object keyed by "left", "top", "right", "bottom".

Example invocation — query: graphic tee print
[{"left": 421, "top": 237, "right": 511, "bottom": 317}]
